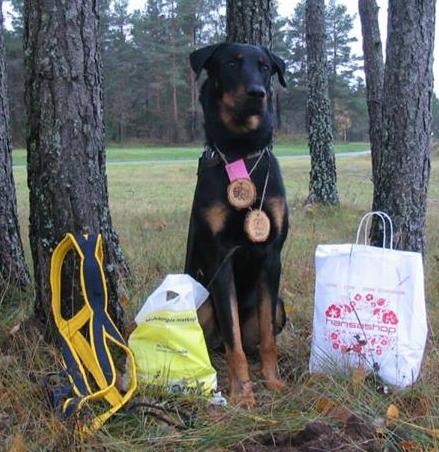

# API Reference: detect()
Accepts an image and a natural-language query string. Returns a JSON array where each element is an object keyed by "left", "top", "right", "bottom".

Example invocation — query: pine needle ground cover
[{"left": 1, "top": 153, "right": 438, "bottom": 450}]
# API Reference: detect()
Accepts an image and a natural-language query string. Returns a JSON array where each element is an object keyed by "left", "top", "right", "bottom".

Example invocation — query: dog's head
[{"left": 190, "top": 43, "right": 286, "bottom": 141}]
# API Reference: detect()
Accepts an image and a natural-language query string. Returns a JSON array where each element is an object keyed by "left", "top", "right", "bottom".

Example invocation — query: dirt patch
[{"left": 234, "top": 417, "right": 380, "bottom": 451}]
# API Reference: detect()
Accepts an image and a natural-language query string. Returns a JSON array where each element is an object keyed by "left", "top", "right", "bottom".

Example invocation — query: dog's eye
[
  {"left": 261, "top": 64, "right": 270, "bottom": 72},
  {"left": 227, "top": 61, "right": 237, "bottom": 68}
]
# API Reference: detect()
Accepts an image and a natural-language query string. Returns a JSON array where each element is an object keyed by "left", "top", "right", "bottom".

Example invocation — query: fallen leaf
[
  {"left": 385, "top": 403, "right": 400, "bottom": 426},
  {"left": 315, "top": 397, "right": 352, "bottom": 425},
  {"left": 315, "top": 397, "right": 336, "bottom": 414},
  {"left": 351, "top": 366, "right": 366, "bottom": 391},
  {"left": 8, "top": 323, "right": 21, "bottom": 336}
]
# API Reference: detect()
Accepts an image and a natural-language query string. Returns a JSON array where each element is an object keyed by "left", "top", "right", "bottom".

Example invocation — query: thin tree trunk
[
  {"left": 226, "top": 0, "right": 272, "bottom": 47},
  {"left": 226, "top": 0, "right": 276, "bottom": 114},
  {"left": 190, "top": 67, "right": 197, "bottom": 141},
  {"left": 0, "top": 0, "right": 30, "bottom": 290},
  {"left": 24, "top": 0, "right": 129, "bottom": 332},
  {"left": 371, "top": 0, "right": 435, "bottom": 254},
  {"left": 190, "top": 24, "right": 197, "bottom": 142},
  {"left": 358, "top": 0, "right": 384, "bottom": 189},
  {"left": 172, "top": 82, "right": 179, "bottom": 141},
  {"left": 305, "top": 0, "right": 339, "bottom": 205}
]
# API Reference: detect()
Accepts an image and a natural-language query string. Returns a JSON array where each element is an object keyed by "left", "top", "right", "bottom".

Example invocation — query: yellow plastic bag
[{"left": 128, "top": 274, "right": 217, "bottom": 394}]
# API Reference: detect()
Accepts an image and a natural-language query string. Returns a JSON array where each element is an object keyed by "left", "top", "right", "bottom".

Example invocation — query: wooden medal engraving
[
  {"left": 244, "top": 210, "right": 271, "bottom": 243},
  {"left": 227, "top": 178, "right": 257, "bottom": 210}
]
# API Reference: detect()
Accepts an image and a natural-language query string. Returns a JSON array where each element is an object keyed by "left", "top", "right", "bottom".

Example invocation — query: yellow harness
[{"left": 50, "top": 233, "right": 137, "bottom": 433}]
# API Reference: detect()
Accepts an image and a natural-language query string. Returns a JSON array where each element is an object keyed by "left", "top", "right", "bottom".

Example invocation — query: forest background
[{"left": 4, "top": 0, "right": 439, "bottom": 147}]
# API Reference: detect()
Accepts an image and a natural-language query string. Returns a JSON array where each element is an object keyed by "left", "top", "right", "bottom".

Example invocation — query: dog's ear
[
  {"left": 263, "top": 48, "right": 287, "bottom": 87},
  {"left": 190, "top": 44, "right": 222, "bottom": 79}
]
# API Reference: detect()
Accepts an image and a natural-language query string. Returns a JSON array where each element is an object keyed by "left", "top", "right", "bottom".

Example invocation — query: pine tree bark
[
  {"left": 226, "top": 0, "right": 272, "bottom": 46},
  {"left": 226, "top": 0, "right": 278, "bottom": 119},
  {"left": 371, "top": 1, "right": 435, "bottom": 254},
  {"left": 358, "top": 0, "right": 384, "bottom": 190},
  {"left": 24, "top": 0, "right": 128, "bottom": 331},
  {"left": 0, "top": 0, "right": 30, "bottom": 290},
  {"left": 305, "top": 0, "right": 339, "bottom": 205}
]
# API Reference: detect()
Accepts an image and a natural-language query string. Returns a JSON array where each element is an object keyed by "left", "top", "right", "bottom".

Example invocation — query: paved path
[{"left": 13, "top": 150, "right": 371, "bottom": 168}]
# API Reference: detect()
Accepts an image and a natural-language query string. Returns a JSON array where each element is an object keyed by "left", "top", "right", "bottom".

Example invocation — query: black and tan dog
[{"left": 185, "top": 43, "right": 288, "bottom": 407}]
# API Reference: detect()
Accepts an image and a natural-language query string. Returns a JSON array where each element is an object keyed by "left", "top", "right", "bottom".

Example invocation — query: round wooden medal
[
  {"left": 244, "top": 210, "right": 271, "bottom": 243},
  {"left": 227, "top": 178, "right": 257, "bottom": 210}
]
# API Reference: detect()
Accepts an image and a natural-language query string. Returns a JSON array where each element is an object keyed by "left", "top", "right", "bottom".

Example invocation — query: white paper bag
[{"left": 309, "top": 212, "right": 428, "bottom": 388}]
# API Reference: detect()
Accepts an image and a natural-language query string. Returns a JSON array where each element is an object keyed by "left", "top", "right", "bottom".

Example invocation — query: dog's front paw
[
  {"left": 230, "top": 380, "right": 256, "bottom": 408},
  {"left": 264, "top": 377, "right": 286, "bottom": 392}
]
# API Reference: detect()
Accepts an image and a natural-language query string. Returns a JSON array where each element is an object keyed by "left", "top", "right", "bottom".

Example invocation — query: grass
[
  {"left": 10, "top": 141, "right": 371, "bottom": 167},
  {"left": 1, "top": 150, "right": 438, "bottom": 450}
]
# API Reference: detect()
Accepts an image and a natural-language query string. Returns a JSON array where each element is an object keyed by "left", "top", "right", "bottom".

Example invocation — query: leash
[
  {"left": 127, "top": 399, "right": 197, "bottom": 430},
  {"left": 49, "top": 233, "right": 137, "bottom": 434},
  {"left": 206, "top": 245, "right": 241, "bottom": 290}
]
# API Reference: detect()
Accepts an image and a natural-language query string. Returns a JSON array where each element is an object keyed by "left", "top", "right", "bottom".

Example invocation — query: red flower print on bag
[
  {"left": 344, "top": 304, "right": 353, "bottom": 314},
  {"left": 325, "top": 304, "right": 341, "bottom": 318},
  {"left": 377, "top": 298, "right": 386, "bottom": 306},
  {"left": 325, "top": 291, "right": 398, "bottom": 361},
  {"left": 382, "top": 310, "right": 398, "bottom": 325}
]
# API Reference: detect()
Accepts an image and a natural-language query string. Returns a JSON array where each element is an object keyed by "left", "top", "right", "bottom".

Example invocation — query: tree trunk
[
  {"left": 226, "top": 0, "right": 277, "bottom": 117},
  {"left": 226, "top": 0, "right": 272, "bottom": 47},
  {"left": 190, "top": 66, "right": 197, "bottom": 142},
  {"left": 24, "top": 0, "right": 129, "bottom": 332},
  {"left": 0, "top": 0, "right": 30, "bottom": 290},
  {"left": 358, "top": 0, "right": 384, "bottom": 189},
  {"left": 371, "top": 0, "right": 435, "bottom": 254},
  {"left": 305, "top": 0, "right": 339, "bottom": 205}
]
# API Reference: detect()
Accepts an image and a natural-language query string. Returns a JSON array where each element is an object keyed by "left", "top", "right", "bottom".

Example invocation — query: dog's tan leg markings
[
  {"left": 204, "top": 203, "right": 229, "bottom": 235},
  {"left": 266, "top": 197, "right": 286, "bottom": 234},
  {"left": 258, "top": 282, "right": 285, "bottom": 392},
  {"left": 226, "top": 290, "right": 255, "bottom": 407}
]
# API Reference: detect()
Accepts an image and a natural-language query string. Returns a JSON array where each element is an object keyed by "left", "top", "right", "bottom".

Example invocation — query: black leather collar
[{"left": 201, "top": 144, "right": 272, "bottom": 168}]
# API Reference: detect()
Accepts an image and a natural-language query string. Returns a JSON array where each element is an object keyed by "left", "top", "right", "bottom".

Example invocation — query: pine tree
[
  {"left": 361, "top": 0, "right": 435, "bottom": 254},
  {"left": 0, "top": 0, "right": 29, "bottom": 290},
  {"left": 24, "top": 0, "right": 129, "bottom": 331},
  {"left": 305, "top": 0, "right": 339, "bottom": 205}
]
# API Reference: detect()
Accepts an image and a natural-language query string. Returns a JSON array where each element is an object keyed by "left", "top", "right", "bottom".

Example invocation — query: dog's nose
[{"left": 246, "top": 86, "right": 266, "bottom": 98}]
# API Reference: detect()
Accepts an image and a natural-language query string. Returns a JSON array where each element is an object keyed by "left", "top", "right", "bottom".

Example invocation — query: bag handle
[
  {"left": 355, "top": 211, "right": 394, "bottom": 249},
  {"left": 152, "top": 275, "right": 193, "bottom": 303}
]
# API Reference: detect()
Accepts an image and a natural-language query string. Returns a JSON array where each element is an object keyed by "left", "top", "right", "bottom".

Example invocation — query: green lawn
[{"left": 11, "top": 142, "right": 371, "bottom": 166}]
